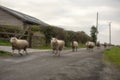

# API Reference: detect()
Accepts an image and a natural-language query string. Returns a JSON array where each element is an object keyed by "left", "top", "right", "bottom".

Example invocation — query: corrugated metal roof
[{"left": 0, "top": 5, "right": 49, "bottom": 26}]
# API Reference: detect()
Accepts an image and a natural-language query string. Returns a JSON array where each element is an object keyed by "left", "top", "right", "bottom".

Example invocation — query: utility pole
[
  {"left": 96, "top": 12, "right": 98, "bottom": 43},
  {"left": 96, "top": 12, "right": 98, "bottom": 32},
  {"left": 109, "top": 22, "right": 111, "bottom": 45}
]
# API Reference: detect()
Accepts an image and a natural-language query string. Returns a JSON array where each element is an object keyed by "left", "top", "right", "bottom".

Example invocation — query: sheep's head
[
  {"left": 51, "top": 38, "right": 57, "bottom": 43},
  {"left": 10, "top": 37, "right": 17, "bottom": 43}
]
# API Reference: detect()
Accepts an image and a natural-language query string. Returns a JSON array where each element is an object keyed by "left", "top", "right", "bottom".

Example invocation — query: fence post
[{"left": 27, "top": 27, "right": 33, "bottom": 48}]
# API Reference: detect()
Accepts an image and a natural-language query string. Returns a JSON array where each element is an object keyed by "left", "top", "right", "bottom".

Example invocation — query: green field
[
  {"left": 104, "top": 46, "right": 120, "bottom": 67},
  {"left": 0, "top": 50, "right": 11, "bottom": 56}
]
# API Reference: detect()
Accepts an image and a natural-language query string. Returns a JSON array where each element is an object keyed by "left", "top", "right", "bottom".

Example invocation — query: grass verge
[
  {"left": 33, "top": 43, "right": 86, "bottom": 50},
  {"left": 103, "top": 46, "right": 120, "bottom": 67},
  {"left": 79, "top": 43, "right": 86, "bottom": 48},
  {"left": 0, "top": 40, "right": 10, "bottom": 46},
  {"left": 0, "top": 50, "right": 11, "bottom": 56}
]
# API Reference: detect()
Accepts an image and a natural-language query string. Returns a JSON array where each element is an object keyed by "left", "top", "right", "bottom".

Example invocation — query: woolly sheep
[
  {"left": 71, "top": 41, "right": 78, "bottom": 52},
  {"left": 96, "top": 41, "right": 101, "bottom": 48},
  {"left": 51, "top": 38, "right": 65, "bottom": 56},
  {"left": 10, "top": 37, "right": 29, "bottom": 56},
  {"left": 103, "top": 42, "right": 107, "bottom": 48},
  {"left": 86, "top": 41, "right": 95, "bottom": 50}
]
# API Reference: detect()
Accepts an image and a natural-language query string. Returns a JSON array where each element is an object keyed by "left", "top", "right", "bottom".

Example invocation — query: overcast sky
[{"left": 1, "top": 0, "right": 120, "bottom": 45}]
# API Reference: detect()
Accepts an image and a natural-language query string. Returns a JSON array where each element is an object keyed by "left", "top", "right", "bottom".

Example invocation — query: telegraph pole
[
  {"left": 109, "top": 22, "right": 111, "bottom": 45},
  {"left": 96, "top": 12, "right": 98, "bottom": 32},
  {"left": 96, "top": 12, "right": 98, "bottom": 43}
]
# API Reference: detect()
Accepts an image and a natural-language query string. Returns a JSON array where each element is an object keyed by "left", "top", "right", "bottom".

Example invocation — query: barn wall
[{"left": 0, "top": 9, "right": 23, "bottom": 29}]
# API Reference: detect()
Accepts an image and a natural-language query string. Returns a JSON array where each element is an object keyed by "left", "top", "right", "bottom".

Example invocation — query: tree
[
  {"left": 90, "top": 25, "right": 97, "bottom": 43},
  {"left": 65, "top": 31, "right": 76, "bottom": 46},
  {"left": 40, "top": 26, "right": 65, "bottom": 45},
  {"left": 76, "top": 31, "right": 90, "bottom": 44},
  {"left": 52, "top": 27, "right": 65, "bottom": 40},
  {"left": 40, "top": 25, "right": 92, "bottom": 47},
  {"left": 40, "top": 26, "right": 54, "bottom": 45}
]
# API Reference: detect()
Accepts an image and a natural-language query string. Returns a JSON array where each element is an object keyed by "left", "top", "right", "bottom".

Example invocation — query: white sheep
[
  {"left": 71, "top": 41, "right": 78, "bottom": 52},
  {"left": 96, "top": 41, "right": 101, "bottom": 48},
  {"left": 10, "top": 37, "right": 29, "bottom": 56},
  {"left": 51, "top": 38, "right": 65, "bottom": 56},
  {"left": 86, "top": 41, "right": 95, "bottom": 50},
  {"left": 103, "top": 42, "right": 107, "bottom": 48}
]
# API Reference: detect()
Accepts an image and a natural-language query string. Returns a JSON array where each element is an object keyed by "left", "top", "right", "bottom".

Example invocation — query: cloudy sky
[{"left": 1, "top": 0, "right": 120, "bottom": 45}]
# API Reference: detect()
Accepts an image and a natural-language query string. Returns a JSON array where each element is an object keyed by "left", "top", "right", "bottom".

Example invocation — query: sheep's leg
[
  {"left": 55, "top": 50, "right": 57, "bottom": 56},
  {"left": 22, "top": 50, "right": 25, "bottom": 54},
  {"left": 58, "top": 48, "right": 62, "bottom": 56},
  {"left": 72, "top": 47, "right": 74, "bottom": 52},
  {"left": 57, "top": 50, "right": 60, "bottom": 56},
  {"left": 25, "top": 50, "right": 28, "bottom": 55},
  {"left": 72, "top": 48, "right": 74, "bottom": 52},
  {"left": 55, "top": 50, "right": 58, "bottom": 56},
  {"left": 52, "top": 50, "right": 55, "bottom": 54},
  {"left": 76, "top": 47, "right": 77, "bottom": 52},
  {"left": 11, "top": 47, "right": 15, "bottom": 56},
  {"left": 11, "top": 50, "right": 14, "bottom": 56},
  {"left": 73, "top": 46, "right": 75, "bottom": 52},
  {"left": 58, "top": 51, "right": 61, "bottom": 56},
  {"left": 55, "top": 48, "right": 59, "bottom": 56},
  {"left": 53, "top": 50, "right": 56, "bottom": 56},
  {"left": 23, "top": 47, "right": 28, "bottom": 55},
  {"left": 18, "top": 50, "right": 23, "bottom": 56},
  {"left": 24, "top": 49, "right": 28, "bottom": 55}
]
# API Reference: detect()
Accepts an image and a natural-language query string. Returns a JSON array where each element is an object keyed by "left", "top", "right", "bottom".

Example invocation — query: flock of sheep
[{"left": 10, "top": 37, "right": 110, "bottom": 56}]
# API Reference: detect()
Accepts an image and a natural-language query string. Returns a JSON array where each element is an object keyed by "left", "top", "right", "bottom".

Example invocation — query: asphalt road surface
[{"left": 0, "top": 47, "right": 120, "bottom": 80}]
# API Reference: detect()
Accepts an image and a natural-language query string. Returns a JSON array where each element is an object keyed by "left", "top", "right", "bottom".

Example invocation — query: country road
[{"left": 0, "top": 47, "right": 120, "bottom": 80}]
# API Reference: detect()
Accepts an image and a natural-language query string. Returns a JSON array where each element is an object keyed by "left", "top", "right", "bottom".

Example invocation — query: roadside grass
[
  {"left": 79, "top": 43, "right": 86, "bottom": 48},
  {"left": 0, "top": 40, "right": 10, "bottom": 46},
  {"left": 33, "top": 45, "right": 51, "bottom": 49},
  {"left": 103, "top": 46, "right": 120, "bottom": 67},
  {"left": 0, "top": 50, "right": 11, "bottom": 56}
]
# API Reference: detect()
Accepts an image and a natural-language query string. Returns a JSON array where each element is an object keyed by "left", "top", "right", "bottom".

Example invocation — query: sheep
[
  {"left": 96, "top": 41, "right": 101, "bottom": 48},
  {"left": 10, "top": 37, "right": 29, "bottom": 56},
  {"left": 71, "top": 41, "right": 78, "bottom": 52},
  {"left": 86, "top": 41, "right": 95, "bottom": 50},
  {"left": 51, "top": 38, "right": 65, "bottom": 56},
  {"left": 103, "top": 42, "right": 107, "bottom": 48}
]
